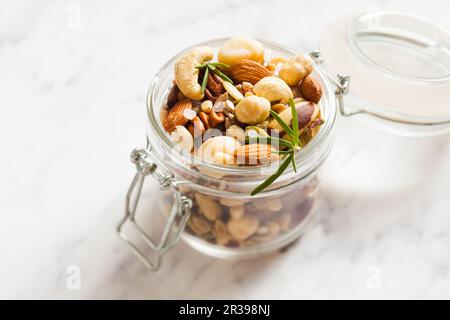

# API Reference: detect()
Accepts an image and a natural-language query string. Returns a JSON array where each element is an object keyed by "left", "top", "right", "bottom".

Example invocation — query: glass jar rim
[{"left": 146, "top": 38, "right": 337, "bottom": 190}]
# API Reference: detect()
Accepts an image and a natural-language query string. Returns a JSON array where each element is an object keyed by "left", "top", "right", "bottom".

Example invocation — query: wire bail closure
[
  {"left": 309, "top": 51, "right": 351, "bottom": 117},
  {"left": 117, "top": 147, "right": 192, "bottom": 271}
]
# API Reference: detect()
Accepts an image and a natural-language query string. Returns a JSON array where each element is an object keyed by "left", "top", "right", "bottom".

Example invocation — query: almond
[
  {"left": 235, "top": 143, "right": 279, "bottom": 165},
  {"left": 163, "top": 99, "right": 192, "bottom": 132},
  {"left": 230, "top": 59, "right": 272, "bottom": 85},
  {"left": 299, "top": 76, "right": 322, "bottom": 103}
]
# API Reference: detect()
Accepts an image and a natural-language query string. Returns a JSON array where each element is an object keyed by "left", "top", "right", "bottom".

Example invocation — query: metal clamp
[
  {"left": 117, "top": 147, "right": 192, "bottom": 271},
  {"left": 309, "top": 51, "right": 352, "bottom": 117}
]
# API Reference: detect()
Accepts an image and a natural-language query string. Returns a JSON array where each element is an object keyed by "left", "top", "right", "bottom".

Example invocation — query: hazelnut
[
  {"left": 253, "top": 76, "right": 293, "bottom": 102},
  {"left": 234, "top": 95, "right": 271, "bottom": 125},
  {"left": 197, "top": 136, "right": 241, "bottom": 165}
]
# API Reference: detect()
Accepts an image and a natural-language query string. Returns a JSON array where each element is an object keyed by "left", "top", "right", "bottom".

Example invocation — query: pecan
[
  {"left": 204, "top": 88, "right": 218, "bottom": 103},
  {"left": 207, "top": 72, "right": 225, "bottom": 97}
]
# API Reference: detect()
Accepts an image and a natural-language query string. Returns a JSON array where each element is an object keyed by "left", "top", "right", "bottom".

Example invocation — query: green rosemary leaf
[
  {"left": 289, "top": 98, "right": 299, "bottom": 146},
  {"left": 211, "top": 67, "right": 233, "bottom": 84},
  {"left": 201, "top": 66, "right": 209, "bottom": 94},
  {"left": 270, "top": 110, "right": 293, "bottom": 138},
  {"left": 209, "top": 62, "right": 230, "bottom": 68},
  {"left": 251, "top": 153, "right": 293, "bottom": 196},
  {"left": 245, "top": 136, "right": 292, "bottom": 148},
  {"left": 291, "top": 154, "right": 297, "bottom": 173},
  {"left": 195, "top": 63, "right": 207, "bottom": 69},
  {"left": 271, "top": 149, "right": 294, "bottom": 155}
]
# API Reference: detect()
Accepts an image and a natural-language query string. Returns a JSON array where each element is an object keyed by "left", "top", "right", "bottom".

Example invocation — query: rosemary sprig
[
  {"left": 245, "top": 136, "right": 292, "bottom": 148},
  {"left": 249, "top": 98, "right": 301, "bottom": 196},
  {"left": 270, "top": 110, "right": 293, "bottom": 137},
  {"left": 201, "top": 66, "right": 209, "bottom": 94},
  {"left": 251, "top": 153, "right": 293, "bottom": 196},
  {"left": 196, "top": 61, "right": 233, "bottom": 93}
]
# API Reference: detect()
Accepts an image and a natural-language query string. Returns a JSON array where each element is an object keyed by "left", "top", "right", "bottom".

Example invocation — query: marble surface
[{"left": 1, "top": 0, "right": 449, "bottom": 299}]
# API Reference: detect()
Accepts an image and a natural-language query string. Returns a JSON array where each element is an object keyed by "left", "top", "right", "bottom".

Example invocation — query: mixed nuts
[
  {"left": 184, "top": 176, "right": 318, "bottom": 248},
  {"left": 160, "top": 37, "right": 325, "bottom": 248},
  {"left": 162, "top": 37, "right": 323, "bottom": 169}
]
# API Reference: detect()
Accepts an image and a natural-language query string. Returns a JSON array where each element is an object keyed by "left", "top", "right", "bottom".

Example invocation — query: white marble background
[{"left": 0, "top": 0, "right": 449, "bottom": 299}]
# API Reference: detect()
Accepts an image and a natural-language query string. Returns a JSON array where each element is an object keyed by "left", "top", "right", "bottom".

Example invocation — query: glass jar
[
  {"left": 117, "top": 38, "right": 346, "bottom": 270},
  {"left": 118, "top": 11, "right": 450, "bottom": 270}
]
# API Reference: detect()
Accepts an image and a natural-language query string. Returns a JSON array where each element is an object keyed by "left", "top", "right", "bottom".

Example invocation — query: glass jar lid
[{"left": 320, "top": 11, "right": 450, "bottom": 136}]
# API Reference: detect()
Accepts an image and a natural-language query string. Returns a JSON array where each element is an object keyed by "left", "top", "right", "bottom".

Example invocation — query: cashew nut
[
  {"left": 234, "top": 95, "right": 271, "bottom": 125},
  {"left": 214, "top": 220, "right": 234, "bottom": 245},
  {"left": 170, "top": 125, "right": 194, "bottom": 152},
  {"left": 174, "top": 46, "right": 214, "bottom": 100},
  {"left": 253, "top": 76, "right": 293, "bottom": 102},
  {"left": 187, "top": 215, "right": 212, "bottom": 235},
  {"left": 197, "top": 136, "right": 241, "bottom": 165},
  {"left": 226, "top": 125, "right": 245, "bottom": 143},
  {"left": 227, "top": 213, "right": 260, "bottom": 240}
]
